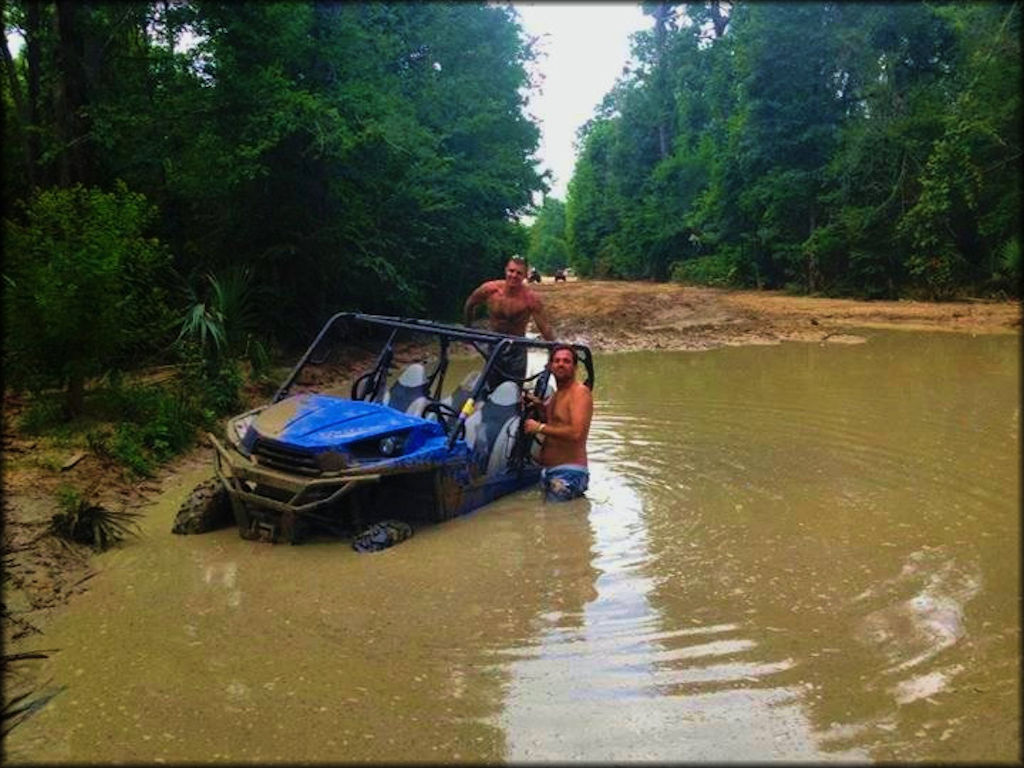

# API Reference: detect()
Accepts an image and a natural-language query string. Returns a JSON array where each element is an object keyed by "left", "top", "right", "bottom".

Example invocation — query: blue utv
[{"left": 172, "top": 313, "right": 595, "bottom": 544}]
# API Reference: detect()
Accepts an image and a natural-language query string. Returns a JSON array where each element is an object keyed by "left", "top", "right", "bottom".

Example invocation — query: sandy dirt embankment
[
  {"left": 2, "top": 281, "right": 1020, "bottom": 644},
  {"left": 532, "top": 280, "right": 1020, "bottom": 350}
]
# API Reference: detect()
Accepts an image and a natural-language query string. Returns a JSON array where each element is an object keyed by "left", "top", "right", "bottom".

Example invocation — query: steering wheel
[
  {"left": 421, "top": 402, "right": 465, "bottom": 441},
  {"left": 513, "top": 372, "right": 550, "bottom": 471}
]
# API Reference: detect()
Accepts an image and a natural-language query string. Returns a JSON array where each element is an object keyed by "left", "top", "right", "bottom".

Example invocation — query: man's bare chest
[
  {"left": 549, "top": 390, "right": 575, "bottom": 424},
  {"left": 487, "top": 290, "right": 531, "bottom": 320}
]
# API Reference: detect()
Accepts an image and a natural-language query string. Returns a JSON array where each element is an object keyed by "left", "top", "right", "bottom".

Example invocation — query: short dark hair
[{"left": 550, "top": 344, "right": 578, "bottom": 366}]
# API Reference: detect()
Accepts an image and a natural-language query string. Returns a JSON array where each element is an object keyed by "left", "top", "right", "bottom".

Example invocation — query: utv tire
[{"left": 172, "top": 477, "right": 234, "bottom": 534}]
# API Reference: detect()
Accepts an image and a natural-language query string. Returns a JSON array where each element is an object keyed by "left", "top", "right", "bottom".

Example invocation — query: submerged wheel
[{"left": 172, "top": 477, "right": 234, "bottom": 534}]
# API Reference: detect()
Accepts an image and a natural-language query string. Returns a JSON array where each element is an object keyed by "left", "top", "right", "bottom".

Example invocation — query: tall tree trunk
[
  {"left": 161, "top": 0, "right": 176, "bottom": 51},
  {"left": 652, "top": 2, "right": 673, "bottom": 161},
  {"left": 0, "top": 0, "right": 34, "bottom": 186},
  {"left": 709, "top": 1, "right": 730, "bottom": 39},
  {"left": 64, "top": 372, "right": 85, "bottom": 419},
  {"left": 0, "top": 31, "right": 25, "bottom": 120},
  {"left": 53, "top": 0, "right": 91, "bottom": 186},
  {"left": 26, "top": 0, "right": 42, "bottom": 186},
  {"left": 807, "top": 204, "right": 817, "bottom": 291}
]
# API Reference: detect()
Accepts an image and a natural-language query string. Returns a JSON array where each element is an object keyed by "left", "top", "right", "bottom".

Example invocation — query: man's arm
[{"left": 463, "top": 283, "right": 491, "bottom": 326}]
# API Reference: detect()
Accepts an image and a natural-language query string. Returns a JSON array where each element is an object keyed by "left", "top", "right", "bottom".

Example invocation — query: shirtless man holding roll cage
[
  {"left": 523, "top": 344, "right": 593, "bottom": 501},
  {"left": 463, "top": 254, "right": 555, "bottom": 389}
]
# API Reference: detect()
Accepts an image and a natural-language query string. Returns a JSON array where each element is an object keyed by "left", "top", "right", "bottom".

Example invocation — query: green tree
[
  {"left": 167, "top": 2, "right": 544, "bottom": 338},
  {"left": 3, "top": 183, "right": 174, "bottom": 416},
  {"left": 896, "top": 2, "right": 1021, "bottom": 298},
  {"left": 527, "top": 196, "right": 569, "bottom": 272},
  {"left": 3, "top": 1, "right": 546, "bottom": 351},
  {"left": 566, "top": 118, "right": 621, "bottom": 277},
  {"left": 564, "top": 1, "right": 1019, "bottom": 299}
]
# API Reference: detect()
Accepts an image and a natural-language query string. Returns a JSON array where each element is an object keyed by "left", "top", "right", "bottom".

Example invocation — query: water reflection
[{"left": 497, "top": 467, "right": 866, "bottom": 761}]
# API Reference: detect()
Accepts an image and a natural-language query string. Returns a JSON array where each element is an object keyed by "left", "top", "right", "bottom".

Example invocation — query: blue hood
[{"left": 248, "top": 394, "right": 443, "bottom": 447}]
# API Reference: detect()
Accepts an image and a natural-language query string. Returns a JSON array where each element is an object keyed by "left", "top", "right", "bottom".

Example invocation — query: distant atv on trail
[
  {"left": 528, "top": 267, "right": 541, "bottom": 283},
  {"left": 172, "top": 313, "right": 595, "bottom": 545},
  {"left": 554, "top": 268, "right": 567, "bottom": 282}
]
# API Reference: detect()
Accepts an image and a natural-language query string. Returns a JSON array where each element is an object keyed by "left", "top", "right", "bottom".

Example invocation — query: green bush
[
  {"left": 178, "top": 267, "right": 268, "bottom": 376},
  {"left": 18, "top": 398, "right": 66, "bottom": 436},
  {"left": 3, "top": 183, "right": 175, "bottom": 417},
  {"left": 670, "top": 251, "right": 739, "bottom": 287},
  {"left": 110, "top": 424, "right": 155, "bottom": 476},
  {"left": 994, "top": 237, "right": 1021, "bottom": 296},
  {"left": 86, "top": 361, "right": 240, "bottom": 476}
]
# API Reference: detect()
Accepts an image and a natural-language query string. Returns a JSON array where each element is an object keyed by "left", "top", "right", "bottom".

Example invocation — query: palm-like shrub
[
  {"left": 2, "top": 650, "right": 64, "bottom": 736},
  {"left": 178, "top": 266, "right": 269, "bottom": 377},
  {"left": 49, "top": 487, "right": 141, "bottom": 551}
]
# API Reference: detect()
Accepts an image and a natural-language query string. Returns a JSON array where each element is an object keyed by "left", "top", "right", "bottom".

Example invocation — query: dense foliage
[
  {"left": 2, "top": 1, "right": 544, "bottom": 350},
  {"left": 560, "top": 1, "right": 1020, "bottom": 299},
  {"left": 2, "top": 1, "right": 545, "bottom": 436},
  {"left": 526, "top": 196, "right": 569, "bottom": 273},
  {"left": 3, "top": 184, "right": 175, "bottom": 415}
]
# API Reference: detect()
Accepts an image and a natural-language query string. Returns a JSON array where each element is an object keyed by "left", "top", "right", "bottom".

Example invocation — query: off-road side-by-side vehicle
[{"left": 172, "top": 313, "right": 595, "bottom": 544}]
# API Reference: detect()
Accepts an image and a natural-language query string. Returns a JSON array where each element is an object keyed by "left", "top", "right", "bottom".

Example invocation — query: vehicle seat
[
  {"left": 464, "top": 380, "right": 521, "bottom": 476},
  {"left": 382, "top": 363, "right": 431, "bottom": 417},
  {"left": 442, "top": 371, "right": 480, "bottom": 415}
]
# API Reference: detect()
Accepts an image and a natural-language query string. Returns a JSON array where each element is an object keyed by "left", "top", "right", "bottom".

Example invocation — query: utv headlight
[
  {"left": 379, "top": 435, "right": 402, "bottom": 456},
  {"left": 228, "top": 411, "right": 260, "bottom": 454},
  {"left": 348, "top": 431, "right": 411, "bottom": 462}
]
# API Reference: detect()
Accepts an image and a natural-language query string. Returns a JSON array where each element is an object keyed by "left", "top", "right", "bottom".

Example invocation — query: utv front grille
[{"left": 252, "top": 439, "right": 321, "bottom": 476}]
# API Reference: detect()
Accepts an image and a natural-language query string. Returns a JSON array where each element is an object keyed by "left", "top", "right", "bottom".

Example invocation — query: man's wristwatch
[{"left": 537, "top": 423, "right": 545, "bottom": 435}]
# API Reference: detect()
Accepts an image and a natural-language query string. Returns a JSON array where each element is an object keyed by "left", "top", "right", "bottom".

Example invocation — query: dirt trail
[
  {"left": 2, "top": 281, "right": 1019, "bottom": 644},
  {"left": 532, "top": 281, "right": 1021, "bottom": 350}
]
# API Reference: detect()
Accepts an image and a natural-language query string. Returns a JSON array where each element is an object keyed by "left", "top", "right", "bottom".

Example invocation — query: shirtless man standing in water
[
  {"left": 523, "top": 345, "right": 593, "bottom": 501},
  {"left": 464, "top": 254, "right": 555, "bottom": 387}
]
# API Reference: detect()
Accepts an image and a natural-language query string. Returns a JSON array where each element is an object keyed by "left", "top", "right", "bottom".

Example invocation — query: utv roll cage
[{"left": 273, "top": 312, "right": 595, "bottom": 446}]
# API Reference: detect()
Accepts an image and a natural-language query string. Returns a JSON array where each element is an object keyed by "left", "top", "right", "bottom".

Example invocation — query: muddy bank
[
  {"left": 532, "top": 281, "right": 1020, "bottom": 351},
  {"left": 1, "top": 443, "right": 211, "bottom": 644}
]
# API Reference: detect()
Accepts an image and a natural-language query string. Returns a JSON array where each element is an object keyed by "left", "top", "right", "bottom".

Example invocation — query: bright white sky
[{"left": 513, "top": 2, "right": 649, "bottom": 202}]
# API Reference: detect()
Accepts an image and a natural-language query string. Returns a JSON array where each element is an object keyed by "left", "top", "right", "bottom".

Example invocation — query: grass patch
[
  {"left": 34, "top": 454, "right": 66, "bottom": 473},
  {"left": 670, "top": 252, "right": 740, "bottom": 287},
  {"left": 18, "top": 397, "right": 68, "bottom": 436},
  {"left": 15, "top": 359, "right": 247, "bottom": 478}
]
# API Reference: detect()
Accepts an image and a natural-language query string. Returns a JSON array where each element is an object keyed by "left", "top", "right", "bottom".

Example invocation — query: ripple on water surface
[{"left": 497, "top": 332, "right": 1018, "bottom": 762}]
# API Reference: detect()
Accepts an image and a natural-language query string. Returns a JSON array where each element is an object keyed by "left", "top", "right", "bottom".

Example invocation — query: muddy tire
[
  {"left": 352, "top": 519, "right": 413, "bottom": 552},
  {"left": 172, "top": 477, "right": 234, "bottom": 534}
]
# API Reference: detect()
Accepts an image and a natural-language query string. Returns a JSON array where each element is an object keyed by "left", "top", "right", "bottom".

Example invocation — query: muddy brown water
[{"left": 5, "top": 330, "right": 1019, "bottom": 763}]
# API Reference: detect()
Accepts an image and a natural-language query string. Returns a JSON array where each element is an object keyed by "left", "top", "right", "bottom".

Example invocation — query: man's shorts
[{"left": 540, "top": 464, "right": 589, "bottom": 502}]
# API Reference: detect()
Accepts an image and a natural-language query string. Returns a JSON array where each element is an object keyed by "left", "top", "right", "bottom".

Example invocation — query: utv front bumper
[{"left": 208, "top": 432, "right": 382, "bottom": 542}]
